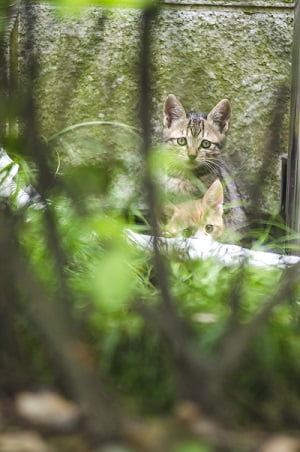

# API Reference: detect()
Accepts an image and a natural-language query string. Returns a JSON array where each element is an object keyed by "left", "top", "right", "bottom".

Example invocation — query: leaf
[
  {"left": 51, "top": 0, "right": 156, "bottom": 12},
  {"left": 90, "top": 248, "right": 135, "bottom": 311},
  {"left": 175, "top": 441, "right": 212, "bottom": 452}
]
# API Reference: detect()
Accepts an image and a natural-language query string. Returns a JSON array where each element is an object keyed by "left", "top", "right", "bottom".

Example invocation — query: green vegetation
[
  {"left": 0, "top": 1, "right": 299, "bottom": 449},
  {"left": 10, "top": 122, "right": 300, "bottom": 436}
]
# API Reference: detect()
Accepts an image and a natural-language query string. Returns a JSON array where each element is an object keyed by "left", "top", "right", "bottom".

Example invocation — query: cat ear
[
  {"left": 207, "top": 99, "right": 231, "bottom": 133},
  {"left": 163, "top": 94, "right": 186, "bottom": 128},
  {"left": 203, "top": 179, "right": 224, "bottom": 209}
]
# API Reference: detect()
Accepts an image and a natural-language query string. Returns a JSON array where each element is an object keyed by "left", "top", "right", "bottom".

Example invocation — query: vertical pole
[{"left": 286, "top": 0, "right": 300, "bottom": 252}]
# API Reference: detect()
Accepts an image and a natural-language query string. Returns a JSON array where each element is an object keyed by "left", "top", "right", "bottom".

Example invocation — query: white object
[
  {"left": 126, "top": 229, "right": 300, "bottom": 269},
  {"left": 0, "top": 149, "right": 31, "bottom": 206}
]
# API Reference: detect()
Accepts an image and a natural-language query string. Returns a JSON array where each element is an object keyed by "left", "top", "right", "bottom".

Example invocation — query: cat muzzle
[{"left": 188, "top": 153, "right": 197, "bottom": 161}]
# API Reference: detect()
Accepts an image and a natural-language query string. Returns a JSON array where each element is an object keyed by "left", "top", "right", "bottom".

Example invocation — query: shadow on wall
[{"left": 247, "top": 84, "right": 290, "bottom": 223}]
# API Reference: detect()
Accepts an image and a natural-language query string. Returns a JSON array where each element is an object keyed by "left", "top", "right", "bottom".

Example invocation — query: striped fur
[{"left": 162, "top": 95, "right": 247, "bottom": 231}]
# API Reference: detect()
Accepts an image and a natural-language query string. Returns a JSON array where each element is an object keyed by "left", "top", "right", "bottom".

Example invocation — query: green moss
[{"left": 16, "top": 3, "right": 294, "bottom": 217}]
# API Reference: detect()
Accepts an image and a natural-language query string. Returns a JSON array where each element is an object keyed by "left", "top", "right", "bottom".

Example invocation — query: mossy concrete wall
[{"left": 13, "top": 1, "right": 295, "bottom": 217}]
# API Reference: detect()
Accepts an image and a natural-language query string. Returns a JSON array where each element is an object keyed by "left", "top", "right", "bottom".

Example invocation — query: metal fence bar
[{"left": 286, "top": 0, "right": 300, "bottom": 252}]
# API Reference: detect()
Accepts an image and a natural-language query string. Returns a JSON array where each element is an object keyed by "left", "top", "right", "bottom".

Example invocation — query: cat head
[
  {"left": 164, "top": 178, "right": 224, "bottom": 239},
  {"left": 163, "top": 94, "right": 231, "bottom": 167}
]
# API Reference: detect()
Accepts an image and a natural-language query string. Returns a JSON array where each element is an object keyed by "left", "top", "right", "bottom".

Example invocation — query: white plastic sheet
[
  {"left": 0, "top": 149, "right": 31, "bottom": 206},
  {"left": 126, "top": 229, "right": 300, "bottom": 269}
]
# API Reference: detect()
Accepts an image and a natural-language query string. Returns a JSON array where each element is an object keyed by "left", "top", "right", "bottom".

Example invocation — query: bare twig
[
  {"left": 0, "top": 4, "right": 121, "bottom": 441},
  {"left": 138, "top": 7, "right": 173, "bottom": 307},
  {"left": 0, "top": 206, "right": 121, "bottom": 441}
]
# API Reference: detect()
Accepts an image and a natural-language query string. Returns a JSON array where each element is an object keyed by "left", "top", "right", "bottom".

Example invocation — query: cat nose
[
  {"left": 188, "top": 154, "right": 197, "bottom": 161},
  {"left": 188, "top": 148, "right": 198, "bottom": 160}
]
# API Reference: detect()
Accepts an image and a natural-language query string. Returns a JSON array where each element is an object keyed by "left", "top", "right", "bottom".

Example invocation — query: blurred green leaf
[
  {"left": 50, "top": 0, "right": 156, "bottom": 12},
  {"left": 90, "top": 248, "right": 135, "bottom": 311},
  {"left": 175, "top": 441, "right": 213, "bottom": 452},
  {"left": 89, "top": 215, "right": 127, "bottom": 240}
]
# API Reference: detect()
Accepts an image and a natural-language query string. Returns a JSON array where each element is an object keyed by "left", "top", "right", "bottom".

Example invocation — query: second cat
[{"left": 163, "top": 179, "right": 224, "bottom": 239}]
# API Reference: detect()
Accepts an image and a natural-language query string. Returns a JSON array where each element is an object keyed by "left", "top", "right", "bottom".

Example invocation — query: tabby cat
[
  {"left": 163, "top": 94, "right": 230, "bottom": 166},
  {"left": 162, "top": 94, "right": 246, "bottom": 230},
  {"left": 164, "top": 179, "right": 224, "bottom": 239}
]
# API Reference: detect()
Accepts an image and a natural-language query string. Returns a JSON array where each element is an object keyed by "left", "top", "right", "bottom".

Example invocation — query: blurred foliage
[
  {"left": 1, "top": 91, "right": 300, "bottom": 448},
  {"left": 14, "top": 133, "right": 300, "bottom": 425},
  {"left": 50, "top": 0, "right": 156, "bottom": 11},
  {"left": 1, "top": 2, "right": 300, "bottom": 449}
]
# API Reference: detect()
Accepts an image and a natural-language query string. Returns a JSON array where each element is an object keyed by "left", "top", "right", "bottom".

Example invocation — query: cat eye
[
  {"left": 201, "top": 140, "right": 212, "bottom": 149},
  {"left": 205, "top": 224, "right": 214, "bottom": 233},
  {"left": 177, "top": 137, "right": 187, "bottom": 146}
]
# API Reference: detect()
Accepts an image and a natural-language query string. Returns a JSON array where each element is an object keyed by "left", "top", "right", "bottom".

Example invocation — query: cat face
[
  {"left": 164, "top": 179, "right": 224, "bottom": 239},
  {"left": 163, "top": 94, "right": 231, "bottom": 168}
]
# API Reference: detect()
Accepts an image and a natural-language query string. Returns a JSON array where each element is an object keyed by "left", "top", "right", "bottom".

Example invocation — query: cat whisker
[
  {"left": 203, "top": 161, "right": 213, "bottom": 171},
  {"left": 197, "top": 159, "right": 211, "bottom": 172},
  {"left": 206, "top": 159, "right": 223, "bottom": 171},
  {"left": 209, "top": 156, "right": 223, "bottom": 166},
  {"left": 203, "top": 160, "right": 219, "bottom": 174}
]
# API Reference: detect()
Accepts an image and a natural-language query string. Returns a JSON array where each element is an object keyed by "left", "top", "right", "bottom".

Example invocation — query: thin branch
[
  {"left": 3, "top": 206, "right": 121, "bottom": 441},
  {"left": 139, "top": 6, "right": 176, "bottom": 316}
]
